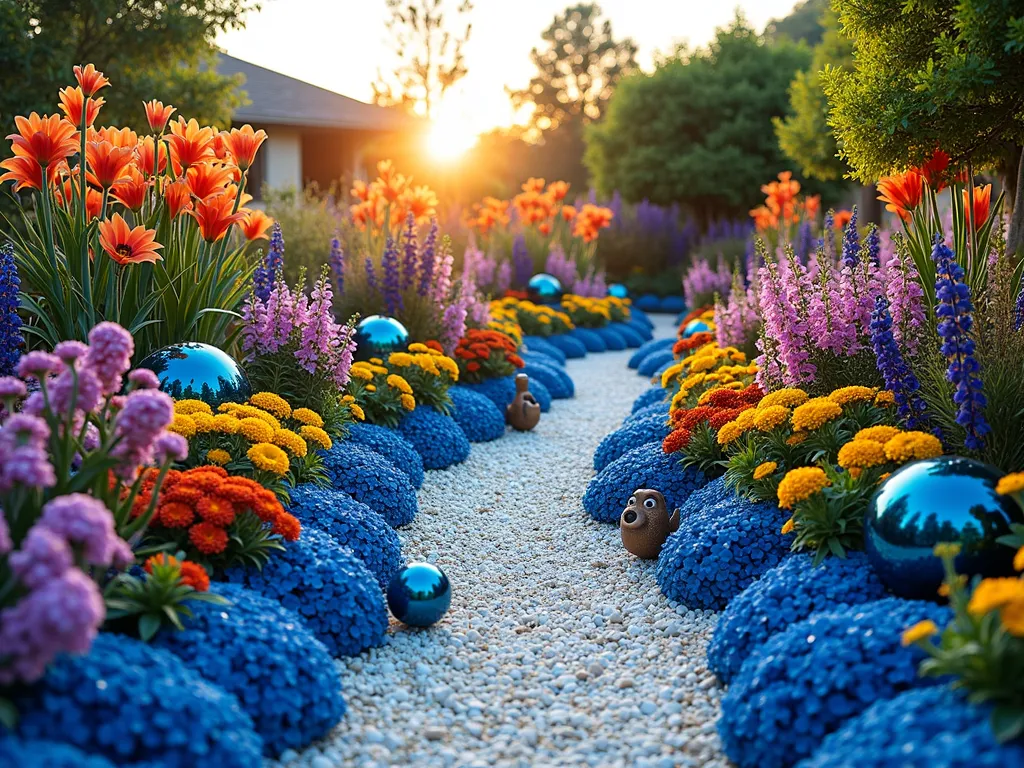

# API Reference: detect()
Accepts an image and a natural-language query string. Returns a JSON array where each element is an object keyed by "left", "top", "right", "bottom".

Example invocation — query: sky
[{"left": 219, "top": 0, "right": 799, "bottom": 146}]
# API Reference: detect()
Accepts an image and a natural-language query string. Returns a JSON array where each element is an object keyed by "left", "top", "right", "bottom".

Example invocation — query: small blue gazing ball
[
  {"left": 527, "top": 273, "right": 563, "bottom": 305},
  {"left": 354, "top": 315, "right": 409, "bottom": 361},
  {"left": 387, "top": 562, "right": 451, "bottom": 627},
  {"left": 682, "top": 319, "right": 710, "bottom": 339},
  {"left": 138, "top": 342, "right": 251, "bottom": 407},
  {"left": 607, "top": 283, "right": 628, "bottom": 299}
]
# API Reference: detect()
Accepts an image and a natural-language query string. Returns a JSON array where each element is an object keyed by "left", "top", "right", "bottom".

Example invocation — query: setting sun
[{"left": 425, "top": 105, "right": 479, "bottom": 162}]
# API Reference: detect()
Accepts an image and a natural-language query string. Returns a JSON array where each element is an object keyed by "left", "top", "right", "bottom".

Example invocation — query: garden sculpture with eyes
[{"left": 620, "top": 489, "right": 680, "bottom": 559}]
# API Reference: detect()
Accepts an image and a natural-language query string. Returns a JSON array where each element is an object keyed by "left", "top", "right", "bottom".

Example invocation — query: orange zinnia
[
  {"left": 186, "top": 162, "right": 234, "bottom": 201},
  {"left": 221, "top": 124, "right": 267, "bottom": 171},
  {"left": 238, "top": 208, "right": 274, "bottom": 240},
  {"left": 110, "top": 167, "right": 149, "bottom": 211},
  {"left": 166, "top": 118, "right": 216, "bottom": 174},
  {"left": 86, "top": 141, "right": 134, "bottom": 188},
  {"left": 877, "top": 169, "right": 925, "bottom": 222},
  {"left": 0, "top": 155, "right": 53, "bottom": 192},
  {"left": 962, "top": 184, "right": 992, "bottom": 228},
  {"left": 94, "top": 126, "right": 138, "bottom": 149},
  {"left": 547, "top": 180, "right": 569, "bottom": 201},
  {"left": 143, "top": 100, "right": 176, "bottom": 133},
  {"left": 74, "top": 64, "right": 110, "bottom": 96},
  {"left": 58, "top": 86, "right": 104, "bottom": 127},
  {"left": 135, "top": 136, "right": 168, "bottom": 177},
  {"left": 98, "top": 213, "right": 163, "bottom": 264},
  {"left": 561, "top": 205, "right": 576, "bottom": 222},
  {"left": 7, "top": 113, "right": 79, "bottom": 167},
  {"left": 188, "top": 192, "right": 245, "bottom": 242},
  {"left": 164, "top": 179, "right": 193, "bottom": 219}
]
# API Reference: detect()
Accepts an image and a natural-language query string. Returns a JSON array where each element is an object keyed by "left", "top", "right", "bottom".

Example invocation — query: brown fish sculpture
[
  {"left": 620, "top": 489, "right": 680, "bottom": 559},
  {"left": 506, "top": 373, "right": 541, "bottom": 431}
]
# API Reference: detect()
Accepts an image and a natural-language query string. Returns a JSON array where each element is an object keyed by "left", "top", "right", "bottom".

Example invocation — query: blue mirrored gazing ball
[
  {"left": 527, "top": 273, "right": 563, "bottom": 304},
  {"left": 354, "top": 315, "right": 409, "bottom": 361},
  {"left": 682, "top": 319, "right": 710, "bottom": 339},
  {"left": 865, "top": 456, "right": 1023, "bottom": 599},
  {"left": 608, "top": 283, "right": 629, "bottom": 299},
  {"left": 386, "top": 562, "right": 451, "bottom": 627},
  {"left": 138, "top": 342, "right": 251, "bottom": 407}
]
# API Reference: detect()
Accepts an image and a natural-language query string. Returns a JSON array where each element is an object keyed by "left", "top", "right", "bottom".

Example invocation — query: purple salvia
[
  {"left": 381, "top": 237, "right": 404, "bottom": 316},
  {"left": 328, "top": 236, "right": 345, "bottom": 297},
  {"left": 512, "top": 235, "right": 532, "bottom": 290},
  {"left": 364, "top": 256, "right": 379, "bottom": 297},
  {"left": 417, "top": 219, "right": 439, "bottom": 297},
  {"left": 496, "top": 261, "right": 512, "bottom": 294},
  {"left": 400, "top": 214, "right": 418, "bottom": 291}
]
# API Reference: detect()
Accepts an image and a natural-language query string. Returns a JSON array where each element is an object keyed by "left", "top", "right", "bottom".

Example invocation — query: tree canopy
[
  {"left": 584, "top": 16, "right": 810, "bottom": 221},
  {"left": 764, "top": 0, "right": 828, "bottom": 46}
]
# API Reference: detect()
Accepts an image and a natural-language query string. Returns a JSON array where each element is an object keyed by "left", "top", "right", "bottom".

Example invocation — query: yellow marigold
[
  {"left": 661, "top": 364, "right": 685, "bottom": 388},
  {"left": 369, "top": 364, "right": 389, "bottom": 375},
  {"left": 791, "top": 398, "right": 842, "bottom": 432},
  {"left": 174, "top": 399, "right": 213, "bottom": 416},
  {"left": 754, "top": 405, "right": 790, "bottom": 432},
  {"left": 781, "top": 517, "right": 795, "bottom": 535},
  {"left": 169, "top": 413, "right": 197, "bottom": 438},
  {"left": 855, "top": 425, "right": 902, "bottom": 444},
  {"left": 365, "top": 384, "right": 377, "bottom": 393},
  {"left": 1015, "top": 546, "right": 1024, "bottom": 572},
  {"left": 191, "top": 412, "right": 214, "bottom": 433},
  {"left": 734, "top": 409, "right": 758, "bottom": 430},
  {"left": 238, "top": 417, "right": 274, "bottom": 444},
  {"left": 996, "top": 472, "right": 1024, "bottom": 496},
  {"left": 717, "top": 420, "right": 745, "bottom": 446},
  {"left": 777, "top": 466, "right": 830, "bottom": 510},
  {"left": 837, "top": 439, "right": 888, "bottom": 469},
  {"left": 388, "top": 352, "right": 414, "bottom": 367},
  {"left": 787, "top": 431, "right": 807, "bottom": 446},
  {"left": 369, "top": 357, "right": 384, "bottom": 365},
  {"left": 250, "top": 392, "right": 292, "bottom": 418},
  {"left": 688, "top": 355, "right": 719, "bottom": 373},
  {"left": 292, "top": 407, "right": 324, "bottom": 428},
  {"left": 434, "top": 356, "right": 459, "bottom": 379},
  {"left": 212, "top": 414, "right": 240, "bottom": 434},
  {"left": 273, "top": 428, "right": 308, "bottom": 458},
  {"left": 967, "top": 577, "right": 1024, "bottom": 618},
  {"left": 900, "top": 620, "right": 939, "bottom": 646},
  {"left": 413, "top": 355, "right": 440, "bottom": 376},
  {"left": 849, "top": 467, "right": 863, "bottom": 480},
  {"left": 350, "top": 366, "right": 374, "bottom": 381},
  {"left": 883, "top": 431, "right": 943, "bottom": 463},
  {"left": 400, "top": 393, "right": 416, "bottom": 411},
  {"left": 759, "top": 388, "right": 809, "bottom": 409},
  {"left": 827, "top": 386, "right": 877, "bottom": 406},
  {"left": 753, "top": 461, "right": 778, "bottom": 480},
  {"left": 723, "top": 381, "right": 744, "bottom": 391},
  {"left": 874, "top": 390, "right": 896, "bottom": 407},
  {"left": 349, "top": 403, "right": 365, "bottom": 421},
  {"left": 407, "top": 343, "right": 431, "bottom": 353},
  {"left": 1002, "top": 600, "right": 1024, "bottom": 637},
  {"left": 341, "top": 394, "right": 356, "bottom": 403},
  {"left": 220, "top": 403, "right": 281, "bottom": 430},
  {"left": 206, "top": 448, "right": 231, "bottom": 466},
  {"left": 387, "top": 374, "right": 413, "bottom": 395},
  {"left": 300, "top": 425, "right": 332, "bottom": 450},
  {"left": 681, "top": 373, "right": 706, "bottom": 391},
  {"left": 247, "top": 442, "right": 290, "bottom": 475}
]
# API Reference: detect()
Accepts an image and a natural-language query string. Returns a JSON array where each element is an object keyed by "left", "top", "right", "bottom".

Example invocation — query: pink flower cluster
[
  {"left": 714, "top": 279, "right": 759, "bottom": 349},
  {"left": 464, "top": 243, "right": 511, "bottom": 295},
  {"left": 683, "top": 258, "right": 732, "bottom": 308}
]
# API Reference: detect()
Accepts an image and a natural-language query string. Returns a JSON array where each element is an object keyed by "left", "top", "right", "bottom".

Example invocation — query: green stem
[
  {"left": 38, "top": 174, "right": 57, "bottom": 271},
  {"left": 79, "top": 112, "right": 93, "bottom": 327}
]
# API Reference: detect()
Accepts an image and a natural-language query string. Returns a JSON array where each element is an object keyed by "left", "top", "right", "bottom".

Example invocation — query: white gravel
[{"left": 276, "top": 316, "right": 727, "bottom": 768}]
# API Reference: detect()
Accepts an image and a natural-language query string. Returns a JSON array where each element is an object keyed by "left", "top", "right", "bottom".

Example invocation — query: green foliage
[
  {"left": 764, "top": 0, "right": 829, "bottom": 46},
  {"left": 262, "top": 185, "right": 339, "bottom": 286},
  {"left": 584, "top": 15, "right": 810, "bottom": 220}
]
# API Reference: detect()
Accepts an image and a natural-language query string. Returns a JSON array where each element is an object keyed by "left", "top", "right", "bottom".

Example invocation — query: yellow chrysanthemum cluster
[
  {"left": 753, "top": 405, "right": 789, "bottom": 432},
  {"left": 300, "top": 425, "right": 332, "bottom": 450},
  {"left": 882, "top": 431, "right": 943, "bottom": 463},
  {"left": 837, "top": 439, "right": 887, "bottom": 469},
  {"left": 758, "top": 388, "right": 809, "bottom": 409},
  {"left": 273, "top": 428, "right": 308, "bottom": 458},
  {"left": 219, "top": 403, "right": 282, "bottom": 430},
  {"left": 387, "top": 374, "right": 413, "bottom": 395},
  {"left": 250, "top": 391, "right": 292, "bottom": 418},
  {"left": 561, "top": 294, "right": 612, "bottom": 325},
  {"left": 341, "top": 394, "right": 365, "bottom": 422},
  {"left": 247, "top": 442, "right": 290, "bottom": 475},
  {"left": 827, "top": 386, "right": 877, "bottom": 406},
  {"left": 174, "top": 399, "right": 213, "bottom": 415},
  {"left": 206, "top": 448, "right": 231, "bottom": 466},
  {"left": 791, "top": 397, "right": 843, "bottom": 432},
  {"left": 169, "top": 413, "right": 197, "bottom": 439},
  {"left": 293, "top": 407, "right": 324, "bottom": 428},
  {"left": 777, "top": 466, "right": 831, "bottom": 509},
  {"left": 996, "top": 472, "right": 1024, "bottom": 496},
  {"left": 855, "top": 425, "right": 902, "bottom": 444},
  {"left": 493, "top": 297, "right": 575, "bottom": 332}
]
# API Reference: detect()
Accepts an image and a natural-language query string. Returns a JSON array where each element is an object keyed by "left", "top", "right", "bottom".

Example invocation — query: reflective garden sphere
[
  {"left": 608, "top": 283, "right": 629, "bottom": 299},
  {"left": 682, "top": 319, "right": 711, "bottom": 339},
  {"left": 527, "top": 273, "right": 564, "bottom": 305},
  {"left": 386, "top": 562, "right": 451, "bottom": 628},
  {"left": 138, "top": 342, "right": 250, "bottom": 407},
  {"left": 354, "top": 315, "right": 409, "bottom": 361},
  {"left": 865, "top": 456, "right": 1023, "bottom": 599}
]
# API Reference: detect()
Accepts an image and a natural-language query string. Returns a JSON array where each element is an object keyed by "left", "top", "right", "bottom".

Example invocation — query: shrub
[
  {"left": 521, "top": 362, "right": 574, "bottom": 399},
  {"left": 345, "top": 422, "right": 424, "bottom": 489},
  {"left": 544, "top": 333, "right": 588, "bottom": 358},
  {"left": 570, "top": 327, "right": 608, "bottom": 353},
  {"left": 632, "top": 385, "right": 669, "bottom": 411},
  {"left": 593, "top": 414, "right": 671, "bottom": 472},
  {"left": 448, "top": 386, "right": 507, "bottom": 443},
  {"left": 262, "top": 185, "right": 338, "bottom": 286},
  {"left": 321, "top": 443, "right": 418, "bottom": 527},
  {"left": 521, "top": 336, "right": 567, "bottom": 365},
  {"left": 520, "top": 351, "right": 566, "bottom": 369},
  {"left": 594, "top": 326, "right": 628, "bottom": 350},
  {"left": 624, "top": 401, "right": 670, "bottom": 426},
  {"left": 0, "top": 738, "right": 115, "bottom": 768},
  {"left": 459, "top": 376, "right": 517, "bottom": 411},
  {"left": 638, "top": 349, "right": 675, "bottom": 377},
  {"left": 607, "top": 322, "right": 645, "bottom": 347},
  {"left": 396, "top": 407, "right": 471, "bottom": 470}
]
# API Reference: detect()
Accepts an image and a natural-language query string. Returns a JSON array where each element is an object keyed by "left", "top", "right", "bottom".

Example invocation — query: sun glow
[{"left": 425, "top": 100, "right": 480, "bottom": 162}]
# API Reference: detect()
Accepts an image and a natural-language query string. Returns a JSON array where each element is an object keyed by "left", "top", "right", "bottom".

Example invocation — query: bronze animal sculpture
[
  {"left": 506, "top": 373, "right": 541, "bottom": 431},
  {"left": 620, "top": 489, "right": 680, "bottom": 559}
]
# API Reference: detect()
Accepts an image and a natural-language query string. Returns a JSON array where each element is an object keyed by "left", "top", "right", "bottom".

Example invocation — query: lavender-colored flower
[
  {"left": 0, "top": 413, "right": 56, "bottom": 491},
  {"left": 512, "top": 235, "right": 532, "bottom": 290},
  {"left": 82, "top": 422, "right": 100, "bottom": 451},
  {"left": 714, "top": 272, "right": 759, "bottom": 348},
  {"left": 332, "top": 323, "right": 357, "bottom": 389},
  {"left": 440, "top": 290, "right": 468, "bottom": 354},
  {"left": 48, "top": 364, "right": 103, "bottom": 415},
  {"left": 381, "top": 237, "right": 404, "bottom": 316},
  {"left": 40, "top": 493, "right": 125, "bottom": 567},
  {"left": 400, "top": 214, "right": 418, "bottom": 291},
  {"left": 840, "top": 206, "right": 860, "bottom": 268},
  {"left": 755, "top": 249, "right": 815, "bottom": 385},
  {"left": 83, "top": 322, "right": 134, "bottom": 396},
  {"left": 53, "top": 340, "right": 89, "bottom": 363},
  {"left": 364, "top": 256, "right": 379, "bottom": 296},
  {"left": 8, "top": 524, "right": 73, "bottom": 589},
  {"left": 0, "top": 513, "right": 11, "bottom": 554},
  {"left": 683, "top": 257, "right": 732, "bottom": 307},
  {"left": 253, "top": 223, "right": 286, "bottom": 302},
  {"left": 496, "top": 261, "right": 512, "bottom": 294},
  {"left": 870, "top": 296, "right": 930, "bottom": 430},
  {"left": 127, "top": 368, "right": 160, "bottom": 389},
  {"left": 795, "top": 220, "right": 813, "bottom": 263},
  {"left": 932, "top": 239, "right": 989, "bottom": 450},
  {"left": 17, "top": 351, "right": 62, "bottom": 380},
  {"left": 153, "top": 431, "right": 188, "bottom": 464},
  {"left": 110, "top": 388, "right": 174, "bottom": 476},
  {"left": 417, "top": 220, "right": 439, "bottom": 297},
  {"left": 0, "top": 375, "right": 26, "bottom": 399},
  {"left": 0, "top": 241, "right": 24, "bottom": 377},
  {"left": 432, "top": 248, "right": 454, "bottom": 304},
  {"left": 296, "top": 273, "right": 339, "bottom": 376},
  {"left": 883, "top": 239, "right": 926, "bottom": 355},
  {"left": 545, "top": 245, "right": 578, "bottom": 288},
  {"left": 329, "top": 235, "right": 345, "bottom": 297}
]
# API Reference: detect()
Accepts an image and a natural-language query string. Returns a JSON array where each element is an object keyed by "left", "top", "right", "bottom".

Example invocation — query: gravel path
[{"left": 278, "top": 316, "right": 727, "bottom": 768}]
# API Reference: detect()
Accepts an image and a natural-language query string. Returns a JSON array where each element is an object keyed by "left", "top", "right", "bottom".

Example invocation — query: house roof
[{"left": 217, "top": 53, "right": 414, "bottom": 132}]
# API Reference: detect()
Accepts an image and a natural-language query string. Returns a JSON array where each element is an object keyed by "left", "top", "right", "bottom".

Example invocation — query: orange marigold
[
  {"left": 179, "top": 561, "right": 210, "bottom": 592},
  {"left": 189, "top": 522, "right": 229, "bottom": 554},
  {"left": 196, "top": 495, "right": 236, "bottom": 526},
  {"left": 272, "top": 512, "right": 302, "bottom": 541},
  {"left": 158, "top": 501, "right": 194, "bottom": 528}
]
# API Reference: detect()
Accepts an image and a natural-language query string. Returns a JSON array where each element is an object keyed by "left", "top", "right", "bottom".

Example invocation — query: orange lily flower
[
  {"left": 186, "top": 163, "right": 234, "bottom": 201},
  {"left": 917, "top": 149, "right": 951, "bottom": 191},
  {"left": 561, "top": 205, "right": 577, "bottom": 222},
  {"left": 0, "top": 155, "right": 55, "bottom": 192},
  {"left": 221, "top": 125, "right": 267, "bottom": 171},
  {"left": 402, "top": 184, "right": 438, "bottom": 223},
  {"left": 98, "top": 213, "right": 163, "bottom": 264},
  {"left": 164, "top": 179, "right": 193, "bottom": 219},
  {"left": 166, "top": 118, "right": 216, "bottom": 174},
  {"left": 188, "top": 192, "right": 245, "bottom": 242},
  {"left": 962, "top": 184, "right": 992, "bottom": 228},
  {"left": 54, "top": 176, "right": 101, "bottom": 220},
  {"left": 85, "top": 141, "right": 134, "bottom": 188},
  {"left": 7, "top": 113, "right": 79, "bottom": 167},
  {"left": 547, "top": 180, "right": 569, "bottom": 202},
  {"left": 538, "top": 221, "right": 552, "bottom": 236},
  {"left": 110, "top": 167, "right": 149, "bottom": 211},
  {"left": 522, "top": 177, "right": 545, "bottom": 194},
  {"left": 877, "top": 170, "right": 925, "bottom": 222},
  {"left": 351, "top": 179, "right": 369, "bottom": 202},
  {"left": 238, "top": 208, "right": 274, "bottom": 240},
  {"left": 833, "top": 209, "right": 853, "bottom": 230},
  {"left": 135, "top": 136, "right": 168, "bottom": 177},
  {"left": 74, "top": 64, "right": 110, "bottom": 96},
  {"left": 143, "top": 100, "right": 175, "bottom": 134},
  {"left": 804, "top": 194, "right": 821, "bottom": 220},
  {"left": 58, "top": 87, "right": 104, "bottom": 127},
  {"left": 95, "top": 126, "right": 138, "bottom": 149}
]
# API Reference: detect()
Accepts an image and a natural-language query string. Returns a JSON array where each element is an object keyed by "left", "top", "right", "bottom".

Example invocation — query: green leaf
[
  {"left": 991, "top": 706, "right": 1024, "bottom": 744},
  {"left": 0, "top": 697, "right": 18, "bottom": 729},
  {"left": 138, "top": 613, "right": 162, "bottom": 643}
]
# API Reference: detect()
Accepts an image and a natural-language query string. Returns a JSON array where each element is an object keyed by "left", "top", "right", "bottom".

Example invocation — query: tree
[
  {"left": 823, "top": 0, "right": 1024, "bottom": 253},
  {"left": 0, "top": 1, "right": 255, "bottom": 133},
  {"left": 372, "top": 0, "right": 473, "bottom": 119},
  {"left": 509, "top": 3, "right": 638, "bottom": 136},
  {"left": 584, "top": 15, "right": 811, "bottom": 222},
  {"left": 764, "top": 0, "right": 829, "bottom": 46}
]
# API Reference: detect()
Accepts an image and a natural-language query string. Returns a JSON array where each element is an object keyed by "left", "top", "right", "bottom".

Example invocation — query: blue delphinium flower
[
  {"left": 864, "top": 223, "right": 880, "bottom": 265},
  {"left": 932, "top": 238, "right": 989, "bottom": 450},
  {"left": 840, "top": 205, "right": 859, "bottom": 268},
  {"left": 1014, "top": 284, "right": 1024, "bottom": 331},
  {"left": 512, "top": 234, "right": 532, "bottom": 289},
  {"left": 0, "top": 241, "right": 24, "bottom": 376},
  {"left": 364, "top": 255, "right": 379, "bottom": 296},
  {"left": 820, "top": 210, "right": 835, "bottom": 260},
  {"left": 328, "top": 235, "right": 344, "bottom": 297},
  {"left": 381, "top": 236, "right": 403, "bottom": 316},
  {"left": 417, "top": 219, "right": 438, "bottom": 297},
  {"left": 870, "top": 295, "right": 931, "bottom": 429},
  {"left": 253, "top": 223, "right": 285, "bottom": 302},
  {"left": 400, "top": 213, "right": 418, "bottom": 291},
  {"left": 795, "top": 220, "right": 813, "bottom": 263}
]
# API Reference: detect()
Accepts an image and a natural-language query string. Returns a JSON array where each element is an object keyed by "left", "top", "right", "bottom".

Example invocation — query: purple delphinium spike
[
  {"left": 254, "top": 223, "right": 286, "bottom": 302},
  {"left": 865, "top": 224, "right": 881, "bottom": 266},
  {"left": 364, "top": 256, "right": 379, "bottom": 297},
  {"left": 870, "top": 295, "right": 931, "bottom": 430},
  {"left": 1015, "top": 284, "right": 1024, "bottom": 331},
  {"left": 840, "top": 206, "right": 860, "bottom": 268},
  {"left": 417, "top": 219, "right": 438, "bottom": 297},
  {"left": 0, "top": 242, "right": 24, "bottom": 377},
  {"left": 512, "top": 235, "right": 532, "bottom": 290},
  {"left": 328, "top": 236, "right": 344, "bottom": 297},
  {"left": 401, "top": 213, "right": 418, "bottom": 291},
  {"left": 381, "top": 237, "right": 404, "bottom": 316}
]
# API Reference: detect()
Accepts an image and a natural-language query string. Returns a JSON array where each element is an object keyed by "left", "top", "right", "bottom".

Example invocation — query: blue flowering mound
[
  {"left": 593, "top": 326, "right": 628, "bottom": 350},
  {"left": 593, "top": 414, "right": 670, "bottom": 472},
  {"left": 655, "top": 492, "right": 790, "bottom": 610},
  {"left": 624, "top": 401, "right": 670, "bottom": 427},
  {"left": 529, "top": 377, "right": 553, "bottom": 412},
  {"left": 632, "top": 385, "right": 669, "bottom": 412},
  {"left": 607, "top": 322, "right": 644, "bottom": 347},
  {"left": 634, "top": 293, "right": 660, "bottom": 312},
  {"left": 155, "top": 583, "right": 344, "bottom": 757},
  {"left": 545, "top": 333, "right": 588, "bottom": 358},
  {"left": 345, "top": 422, "right": 424, "bottom": 488},
  {"left": 660, "top": 295, "right": 687, "bottom": 314},
  {"left": 288, "top": 484, "right": 403, "bottom": 589},
  {"left": 521, "top": 361, "right": 575, "bottom": 399},
  {"left": 630, "top": 308, "right": 654, "bottom": 328},
  {"left": 521, "top": 335, "right": 567, "bottom": 365},
  {"left": 638, "top": 349, "right": 675, "bottom": 377},
  {"left": 10, "top": 633, "right": 262, "bottom": 767},
  {"left": 718, "top": 598, "right": 953, "bottom": 768},
  {"left": 461, "top": 375, "right": 516, "bottom": 411},
  {"left": 626, "top": 319, "right": 654, "bottom": 341},
  {"left": 583, "top": 441, "right": 705, "bottom": 524},
  {"left": 397, "top": 407, "right": 472, "bottom": 469},
  {"left": 448, "top": 386, "right": 506, "bottom": 443},
  {"left": 708, "top": 552, "right": 889, "bottom": 684},
  {"left": 226, "top": 527, "right": 389, "bottom": 658},
  {"left": 520, "top": 351, "right": 564, "bottom": 370},
  {"left": 569, "top": 327, "right": 608, "bottom": 353},
  {"left": 798, "top": 685, "right": 1024, "bottom": 768},
  {"left": 653, "top": 360, "right": 675, "bottom": 378},
  {"left": 0, "top": 739, "right": 115, "bottom": 768},
  {"left": 629, "top": 338, "right": 674, "bottom": 369},
  {"left": 321, "top": 443, "right": 418, "bottom": 527}
]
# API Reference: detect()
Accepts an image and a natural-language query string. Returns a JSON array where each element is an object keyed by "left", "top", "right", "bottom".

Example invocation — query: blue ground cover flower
[
  {"left": 345, "top": 422, "right": 424, "bottom": 488},
  {"left": 593, "top": 414, "right": 671, "bottom": 472},
  {"left": 448, "top": 386, "right": 507, "bottom": 442},
  {"left": 396, "top": 407, "right": 472, "bottom": 469},
  {"left": 321, "top": 443, "right": 418, "bottom": 527}
]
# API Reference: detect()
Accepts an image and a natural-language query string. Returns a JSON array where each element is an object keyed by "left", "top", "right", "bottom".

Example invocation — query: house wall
[{"left": 263, "top": 127, "right": 303, "bottom": 190}]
